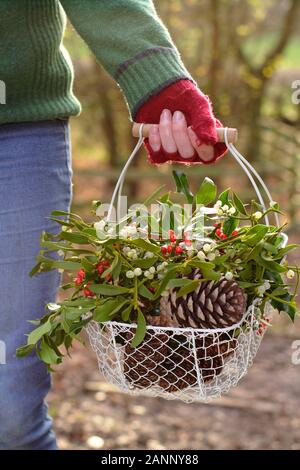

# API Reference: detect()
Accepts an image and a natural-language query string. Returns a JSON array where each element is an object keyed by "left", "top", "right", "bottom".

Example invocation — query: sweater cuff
[{"left": 114, "top": 47, "right": 196, "bottom": 119}]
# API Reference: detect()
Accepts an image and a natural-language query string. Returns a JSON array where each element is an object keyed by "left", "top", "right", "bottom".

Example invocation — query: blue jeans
[{"left": 0, "top": 120, "right": 72, "bottom": 450}]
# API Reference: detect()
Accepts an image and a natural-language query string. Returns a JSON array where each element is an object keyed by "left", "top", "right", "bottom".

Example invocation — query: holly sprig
[{"left": 16, "top": 171, "right": 300, "bottom": 367}]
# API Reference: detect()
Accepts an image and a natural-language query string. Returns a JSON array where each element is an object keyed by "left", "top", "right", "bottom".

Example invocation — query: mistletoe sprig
[{"left": 16, "top": 171, "right": 300, "bottom": 367}]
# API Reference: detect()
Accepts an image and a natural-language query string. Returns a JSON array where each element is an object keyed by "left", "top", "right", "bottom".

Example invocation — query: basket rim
[{"left": 93, "top": 299, "right": 265, "bottom": 334}]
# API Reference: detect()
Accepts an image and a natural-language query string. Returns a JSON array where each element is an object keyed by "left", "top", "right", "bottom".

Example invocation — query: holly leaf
[
  {"left": 27, "top": 319, "right": 53, "bottom": 345},
  {"left": 270, "top": 293, "right": 297, "bottom": 321},
  {"left": 38, "top": 338, "right": 62, "bottom": 365},
  {"left": 16, "top": 344, "right": 35, "bottom": 358},
  {"left": 223, "top": 217, "right": 239, "bottom": 236}
]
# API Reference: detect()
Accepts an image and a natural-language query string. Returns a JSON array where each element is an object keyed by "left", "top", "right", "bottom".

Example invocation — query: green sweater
[{"left": 0, "top": 0, "right": 193, "bottom": 124}]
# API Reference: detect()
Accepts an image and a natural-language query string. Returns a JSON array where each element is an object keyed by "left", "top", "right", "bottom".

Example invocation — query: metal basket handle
[{"left": 107, "top": 124, "right": 284, "bottom": 237}]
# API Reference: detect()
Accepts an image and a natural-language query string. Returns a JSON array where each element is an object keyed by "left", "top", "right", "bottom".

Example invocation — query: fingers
[
  {"left": 172, "top": 111, "right": 195, "bottom": 159},
  {"left": 148, "top": 125, "right": 160, "bottom": 152},
  {"left": 148, "top": 109, "right": 195, "bottom": 159},
  {"left": 187, "top": 127, "right": 215, "bottom": 162},
  {"left": 147, "top": 109, "right": 215, "bottom": 162},
  {"left": 159, "top": 109, "right": 177, "bottom": 153}
]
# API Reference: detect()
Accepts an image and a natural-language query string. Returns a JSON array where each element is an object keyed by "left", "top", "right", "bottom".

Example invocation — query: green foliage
[{"left": 16, "top": 172, "right": 300, "bottom": 367}]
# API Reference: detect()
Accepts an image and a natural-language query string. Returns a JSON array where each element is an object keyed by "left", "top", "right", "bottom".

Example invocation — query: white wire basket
[
  {"left": 86, "top": 126, "right": 287, "bottom": 403},
  {"left": 86, "top": 302, "right": 274, "bottom": 403}
]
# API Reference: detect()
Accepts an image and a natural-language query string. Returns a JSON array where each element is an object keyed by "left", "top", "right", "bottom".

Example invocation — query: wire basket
[
  {"left": 86, "top": 302, "right": 274, "bottom": 403},
  {"left": 86, "top": 127, "right": 287, "bottom": 403}
]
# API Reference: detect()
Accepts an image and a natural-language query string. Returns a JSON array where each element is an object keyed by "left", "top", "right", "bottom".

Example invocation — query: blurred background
[{"left": 49, "top": 0, "right": 300, "bottom": 450}]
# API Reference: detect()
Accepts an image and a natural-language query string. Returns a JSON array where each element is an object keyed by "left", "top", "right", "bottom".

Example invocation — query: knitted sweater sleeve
[{"left": 60, "top": 0, "right": 195, "bottom": 118}]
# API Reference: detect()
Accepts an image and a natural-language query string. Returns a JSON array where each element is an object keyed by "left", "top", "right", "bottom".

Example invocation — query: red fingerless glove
[{"left": 135, "top": 79, "right": 227, "bottom": 165}]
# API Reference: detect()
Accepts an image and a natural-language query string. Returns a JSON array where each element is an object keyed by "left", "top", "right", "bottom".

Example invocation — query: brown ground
[{"left": 48, "top": 326, "right": 300, "bottom": 451}]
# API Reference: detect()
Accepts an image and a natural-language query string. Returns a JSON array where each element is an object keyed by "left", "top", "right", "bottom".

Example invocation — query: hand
[
  {"left": 135, "top": 79, "right": 227, "bottom": 165},
  {"left": 148, "top": 109, "right": 215, "bottom": 163}
]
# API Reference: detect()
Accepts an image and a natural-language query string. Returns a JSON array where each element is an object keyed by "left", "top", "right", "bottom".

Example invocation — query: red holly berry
[
  {"left": 96, "top": 259, "right": 110, "bottom": 275},
  {"left": 232, "top": 230, "right": 239, "bottom": 237},
  {"left": 167, "top": 244, "right": 173, "bottom": 254},
  {"left": 83, "top": 283, "right": 94, "bottom": 297},
  {"left": 75, "top": 268, "right": 86, "bottom": 286},
  {"left": 96, "top": 265, "right": 104, "bottom": 275},
  {"left": 215, "top": 228, "right": 223, "bottom": 237},
  {"left": 169, "top": 229, "right": 176, "bottom": 242},
  {"left": 175, "top": 245, "right": 184, "bottom": 255},
  {"left": 105, "top": 273, "right": 111, "bottom": 282},
  {"left": 221, "top": 234, "right": 228, "bottom": 240},
  {"left": 161, "top": 246, "right": 167, "bottom": 255}
]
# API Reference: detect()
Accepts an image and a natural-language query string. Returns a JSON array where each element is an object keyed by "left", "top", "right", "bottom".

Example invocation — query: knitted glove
[{"left": 135, "top": 79, "right": 227, "bottom": 165}]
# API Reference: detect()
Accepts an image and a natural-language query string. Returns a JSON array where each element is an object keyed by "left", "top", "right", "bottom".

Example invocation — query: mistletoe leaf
[
  {"left": 172, "top": 171, "right": 193, "bottom": 204},
  {"left": 196, "top": 177, "right": 217, "bottom": 206},
  {"left": 232, "top": 192, "right": 247, "bottom": 215},
  {"left": 131, "top": 310, "right": 147, "bottom": 347},
  {"left": 89, "top": 284, "right": 130, "bottom": 296}
]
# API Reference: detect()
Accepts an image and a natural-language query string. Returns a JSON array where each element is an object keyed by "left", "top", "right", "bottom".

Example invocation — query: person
[{"left": 0, "top": 0, "right": 226, "bottom": 450}]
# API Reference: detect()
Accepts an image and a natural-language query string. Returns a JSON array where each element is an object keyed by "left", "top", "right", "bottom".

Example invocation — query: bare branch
[{"left": 259, "top": 0, "right": 300, "bottom": 73}]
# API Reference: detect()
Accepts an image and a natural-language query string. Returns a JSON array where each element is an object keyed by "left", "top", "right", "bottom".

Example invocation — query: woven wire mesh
[{"left": 86, "top": 302, "right": 272, "bottom": 403}]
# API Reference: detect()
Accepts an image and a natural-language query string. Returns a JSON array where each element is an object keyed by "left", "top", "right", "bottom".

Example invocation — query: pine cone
[
  {"left": 158, "top": 334, "right": 238, "bottom": 392},
  {"left": 158, "top": 345, "right": 197, "bottom": 392},
  {"left": 160, "top": 275, "right": 247, "bottom": 329},
  {"left": 124, "top": 329, "right": 169, "bottom": 389}
]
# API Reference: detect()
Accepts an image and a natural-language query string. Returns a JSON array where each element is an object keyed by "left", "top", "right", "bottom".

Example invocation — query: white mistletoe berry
[
  {"left": 197, "top": 251, "right": 206, "bottom": 261},
  {"left": 207, "top": 252, "right": 216, "bottom": 261},
  {"left": 144, "top": 270, "right": 154, "bottom": 279},
  {"left": 225, "top": 271, "right": 234, "bottom": 281},
  {"left": 253, "top": 211, "right": 263, "bottom": 220},
  {"left": 286, "top": 269, "right": 295, "bottom": 280},
  {"left": 94, "top": 220, "right": 106, "bottom": 231},
  {"left": 214, "top": 200, "right": 222, "bottom": 209},
  {"left": 203, "top": 243, "right": 212, "bottom": 253},
  {"left": 126, "top": 270, "right": 135, "bottom": 279},
  {"left": 149, "top": 266, "right": 156, "bottom": 274},
  {"left": 229, "top": 207, "right": 236, "bottom": 215},
  {"left": 133, "top": 268, "right": 142, "bottom": 277}
]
